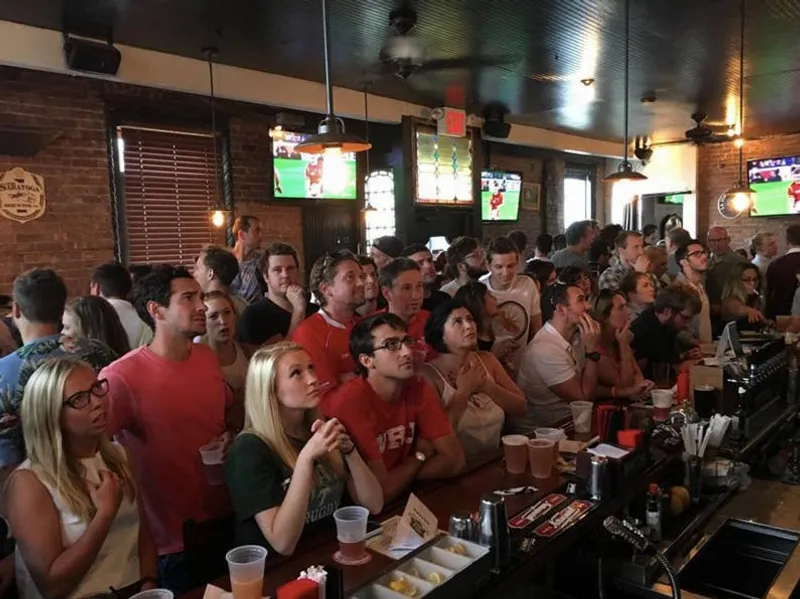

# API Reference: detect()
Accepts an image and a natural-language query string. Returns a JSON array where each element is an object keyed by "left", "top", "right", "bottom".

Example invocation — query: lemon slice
[
  {"left": 427, "top": 571, "right": 444, "bottom": 585},
  {"left": 406, "top": 568, "right": 420, "bottom": 579}
]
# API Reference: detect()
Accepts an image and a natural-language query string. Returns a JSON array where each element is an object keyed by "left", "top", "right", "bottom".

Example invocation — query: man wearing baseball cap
[{"left": 370, "top": 236, "right": 405, "bottom": 269}]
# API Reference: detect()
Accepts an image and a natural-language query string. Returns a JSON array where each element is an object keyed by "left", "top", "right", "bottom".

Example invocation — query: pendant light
[
  {"left": 204, "top": 46, "right": 229, "bottom": 228},
  {"left": 722, "top": 0, "right": 755, "bottom": 214},
  {"left": 295, "top": 0, "right": 371, "bottom": 155},
  {"left": 603, "top": 0, "right": 647, "bottom": 183}
]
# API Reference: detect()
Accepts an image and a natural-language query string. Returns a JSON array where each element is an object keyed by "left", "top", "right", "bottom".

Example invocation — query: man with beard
[
  {"left": 674, "top": 240, "right": 712, "bottom": 344},
  {"left": 101, "top": 266, "right": 237, "bottom": 593},
  {"left": 323, "top": 313, "right": 465, "bottom": 502},
  {"left": 400, "top": 244, "right": 450, "bottom": 312},
  {"left": 356, "top": 255, "right": 380, "bottom": 316},
  {"left": 440, "top": 237, "right": 487, "bottom": 297},
  {"left": 238, "top": 243, "right": 318, "bottom": 348},
  {"left": 479, "top": 236, "right": 542, "bottom": 375},
  {"left": 291, "top": 250, "right": 365, "bottom": 397}
]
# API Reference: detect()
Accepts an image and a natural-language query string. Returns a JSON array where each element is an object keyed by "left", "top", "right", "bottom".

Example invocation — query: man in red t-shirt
[
  {"left": 291, "top": 250, "right": 365, "bottom": 396},
  {"left": 787, "top": 178, "right": 800, "bottom": 214},
  {"left": 489, "top": 188, "right": 504, "bottom": 220},
  {"left": 378, "top": 258, "right": 431, "bottom": 367},
  {"left": 323, "top": 313, "right": 465, "bottom": 502},
  {"left": 305, "top": 157, "right": 323, "bottom": 197}
]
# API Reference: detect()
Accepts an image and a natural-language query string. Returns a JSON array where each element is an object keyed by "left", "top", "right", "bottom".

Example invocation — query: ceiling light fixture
[
  {"left": 721, "top": 0, "right": 755, "bottom": 215},
  {"left": 203, "top": 46, "right": 229, "bottom": 229},
  {"left": 580, "top": 77, "right": 595, "bottom": 87},
  {"left": 603, "top": 0, "right": 647, "bottom": 183},
  {"left": 296, "top": 0, "right": 371, "bottom": 155}
]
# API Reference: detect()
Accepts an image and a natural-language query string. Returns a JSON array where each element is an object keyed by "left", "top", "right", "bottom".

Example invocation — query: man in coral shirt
[
  {"left": 291, "top": 250, "right": 365, "bottom": 396},
  {"left": 323, "top": 313, "right": 465, "bottom": 502},
  {"left": 101, "top": 266, "right": 238, "bottom": 594},
  {"left": 378, "top": 258, "right": 431, "bottom": 367}
]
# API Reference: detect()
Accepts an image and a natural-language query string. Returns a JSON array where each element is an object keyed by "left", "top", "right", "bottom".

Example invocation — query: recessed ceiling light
[{"left": 580, "top": 78, "right": 595, "bottom": 86}]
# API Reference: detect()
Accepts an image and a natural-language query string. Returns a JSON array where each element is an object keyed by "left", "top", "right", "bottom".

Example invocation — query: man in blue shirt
[{"left": 0, "top": 268, "right": 116, "bottom": 471}]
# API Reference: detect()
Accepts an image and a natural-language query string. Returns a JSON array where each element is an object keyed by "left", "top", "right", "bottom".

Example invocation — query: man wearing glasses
[
  {"left": 630, "top": 286, "right": 703, "bottom": 381},
  {"left": 674, "top": 240, "right": 713, "bottom": 344},
  {"left": 440, "top": 237, "right": 487, "bottom": 297},
  {"left": 323, "top": 313, "right": 465, "bottom": 502}
]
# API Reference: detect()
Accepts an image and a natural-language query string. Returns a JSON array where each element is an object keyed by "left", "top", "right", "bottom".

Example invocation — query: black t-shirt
[
  {"left": 630, "top": 308, "right": 680, "bottom": 379},
  {"left": 423, "top": 290, "right": 450, "bottom": 313},
  {"left": 225, "top": 433, "right": 345, "bottom": 551},
  {"left": 238, "top": 297, "right": 319, "bottom": 346}
]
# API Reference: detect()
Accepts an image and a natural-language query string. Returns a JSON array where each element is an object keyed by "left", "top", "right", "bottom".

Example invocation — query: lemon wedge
[{"left": 427, "top": 571, "right": 444, "bottom": 585}]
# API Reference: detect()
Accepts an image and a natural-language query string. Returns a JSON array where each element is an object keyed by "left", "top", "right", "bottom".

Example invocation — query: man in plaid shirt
[
  {"left": 598, "top": 230, "right": 651, "bottom": 291},
  {"left": 230, "top": 215, "right": 267, "bottom": 304}
]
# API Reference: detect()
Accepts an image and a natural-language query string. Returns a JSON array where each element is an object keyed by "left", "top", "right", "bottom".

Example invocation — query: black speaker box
[
  {"left": 64, "top": 38, "right": 121, "bottom": 75},
  {"left": 483, "top": 120, "right": 511, "bottom": 139}
]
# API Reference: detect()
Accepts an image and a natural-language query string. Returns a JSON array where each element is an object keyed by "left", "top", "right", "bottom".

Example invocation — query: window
[
  {"left": 364, "top": 170, "right": 396, "bottom": 247},
  {"left": 414, "top": 130, "right": 473, "bottom": 205},
  {"left": 116, "top": 125, "right": 222, "bottom": 266},
  {"left": 563, "top": 169, "right": 593, "bottom": 229}
]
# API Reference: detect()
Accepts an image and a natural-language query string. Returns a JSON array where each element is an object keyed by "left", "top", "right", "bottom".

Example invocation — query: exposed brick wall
[
  {"left": 699, "top": 133, "right": 800, "bottom": 251},
  {"left": 0, "top": 66, "right": 304, "bottom": 295}
]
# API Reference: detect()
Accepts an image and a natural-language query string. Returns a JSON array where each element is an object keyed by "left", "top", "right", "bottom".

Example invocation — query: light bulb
[
  {"left": 322, "top": 146, "right": 347, "bottom": 195},
  {"left": 734, "top": 136, "right": 744, "bottom": 148},
  {"left": 732, "top": 192, "right": 750, "bottom": 212},
  {"left": 211, "top": 209, "right": 225, "bottom": 228}
]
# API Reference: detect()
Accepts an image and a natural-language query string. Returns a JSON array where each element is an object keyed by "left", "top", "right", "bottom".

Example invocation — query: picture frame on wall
[{"left": 521, "top": 182, "right": 541, "bottom": 211}]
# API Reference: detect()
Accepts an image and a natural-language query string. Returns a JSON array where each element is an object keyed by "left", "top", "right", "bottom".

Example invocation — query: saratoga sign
[{"left": 0, "top": 167, "right": 46, "bottom": 223}]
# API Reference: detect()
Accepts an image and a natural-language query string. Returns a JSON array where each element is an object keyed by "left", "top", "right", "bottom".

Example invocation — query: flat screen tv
[
  {"left": 414, "top": 128, "right": 473, "bottom": 205},
  {"left": 480, "top": 170, "right": 522, "bottom": 221},
  {"left": 271, "top": 129, "right": 357, "bottom": 200},
  {"left": 747, "top": 155, "right": 800, "bottom": 217}
]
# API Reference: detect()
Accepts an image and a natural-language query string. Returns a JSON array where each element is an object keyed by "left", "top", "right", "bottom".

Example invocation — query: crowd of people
[{"left": 0, "top": 213, "right": 797, "bottom": 597}]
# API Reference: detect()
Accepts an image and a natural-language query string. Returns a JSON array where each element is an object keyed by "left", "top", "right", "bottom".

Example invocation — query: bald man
[{"left": 705, "top": 226, "right": 748, "bottom": 309}]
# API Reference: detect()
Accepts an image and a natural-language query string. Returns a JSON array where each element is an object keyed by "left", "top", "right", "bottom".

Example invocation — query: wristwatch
[
  {"left": 585, "top": 351, "right": 601, "bottom": 362},
  {"left": 415, "top": 451, "right": 428, "bottom": 464}
]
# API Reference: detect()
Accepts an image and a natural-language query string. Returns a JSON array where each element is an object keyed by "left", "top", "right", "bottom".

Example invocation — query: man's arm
[
  {"left": 365, "top": 457, "right": 423, "bottom": 504},
  {"left": 548, "top": 360, "right": 599, "bottom": 403},
  {"left": 417, "top": 434, "right": 465, "bottom": 479}
]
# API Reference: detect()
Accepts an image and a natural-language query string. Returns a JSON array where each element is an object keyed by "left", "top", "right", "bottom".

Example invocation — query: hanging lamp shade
[
  {"left": 296, "top": 0, "right": 371, "bottom": 155},
  {"left": 602, "top": 0, "right": 647, "bottom": 184}
]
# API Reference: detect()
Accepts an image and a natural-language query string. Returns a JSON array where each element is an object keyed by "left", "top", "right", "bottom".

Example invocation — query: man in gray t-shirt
[{"left": 550, "top": 221, "right": 595, "bottom": 271}]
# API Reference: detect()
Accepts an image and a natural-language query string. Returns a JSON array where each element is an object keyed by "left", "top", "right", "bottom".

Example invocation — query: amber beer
[
  {"left": 226, "top": 546, "right": 267, "bottom": 599},
  {"left": 528, "top": 439, "right": 555, "bottom": 479},
  {"left": 339, "top": 538, "right": 367, "bottom": 560},
  {"left": 231, "top": 578, "right": 263, "bottom": 599},
  {"left": 502, "top": 435, "right": 529, "bottom": 474}
]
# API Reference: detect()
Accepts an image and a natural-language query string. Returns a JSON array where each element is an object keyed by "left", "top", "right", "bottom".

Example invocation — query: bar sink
[{"left": 679, "top": 519, "right": 799, "bottom": 599}]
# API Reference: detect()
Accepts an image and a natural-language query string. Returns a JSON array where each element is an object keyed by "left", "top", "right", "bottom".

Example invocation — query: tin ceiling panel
[{"left": 3, "top": 0, "right": 800, "bottom": 142}]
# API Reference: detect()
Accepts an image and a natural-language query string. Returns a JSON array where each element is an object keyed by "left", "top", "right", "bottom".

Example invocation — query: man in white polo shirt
[
  {"left": 509, "top": 282, "right": 600, "bottom": 433},
  {"left": 479, "top": 236, "right": 542, "bottom": 375}
]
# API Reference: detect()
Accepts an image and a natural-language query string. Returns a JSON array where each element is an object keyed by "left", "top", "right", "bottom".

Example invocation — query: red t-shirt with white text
[{"left": 322, "top": 376, "right": 453, "bottom": 471}]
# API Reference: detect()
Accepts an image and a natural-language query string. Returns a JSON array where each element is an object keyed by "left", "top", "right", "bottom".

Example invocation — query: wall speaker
[
  {"left": 64, "top": 37, "right": 121, "bottom": 75},
  {"left": 482, "top": 102, "right": 511, "bottom": 139}
]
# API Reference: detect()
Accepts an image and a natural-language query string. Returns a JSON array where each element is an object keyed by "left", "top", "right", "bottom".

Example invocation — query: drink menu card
[{"left": 390, "top": 493, "right": 439, "bottom": 552}]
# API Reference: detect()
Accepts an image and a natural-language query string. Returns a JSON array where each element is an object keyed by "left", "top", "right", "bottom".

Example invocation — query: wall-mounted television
[
  {"left": 748, "top": 155, "right": 800, "bottom": 217},
  {"left": 271, "top": 129, "right": 357, "bottom": 200},
  {"left": 480, "top": 170, "right": 522, "bottom": 221},
  {"left": 414, "top": 128, "right": 473, "bottom": 205}
]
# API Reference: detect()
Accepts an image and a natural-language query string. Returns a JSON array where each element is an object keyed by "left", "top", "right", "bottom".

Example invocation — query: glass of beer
[
  {"left": 226, "top": 545, "right": 267, "bottom": 599},
  {"left": 528, "top": 439, "right": 555, "bottom": 479},
  {"left": 501, "top": 435, "right": 529, "bottom": 474},
  {"left": 333, "top": 506, "right": 369, "bottom": 564}
]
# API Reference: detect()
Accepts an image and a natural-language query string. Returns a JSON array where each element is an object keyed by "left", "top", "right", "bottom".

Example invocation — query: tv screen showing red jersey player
[
  {"left": 480, "top": 170, "right": 522, "bottom": 222},
  {"left": 747, "top": 156, "right": 800, "bottom": 217}
]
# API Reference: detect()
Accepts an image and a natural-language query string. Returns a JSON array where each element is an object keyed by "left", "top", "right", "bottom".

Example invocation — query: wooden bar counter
[{"left": 183, "top": 444, "right": 676, "bottom": 599}]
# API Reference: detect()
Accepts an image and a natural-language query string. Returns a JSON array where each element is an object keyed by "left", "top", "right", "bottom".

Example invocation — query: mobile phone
[{"left": 365, "top": 519, "right": 382, "bottom": 539}]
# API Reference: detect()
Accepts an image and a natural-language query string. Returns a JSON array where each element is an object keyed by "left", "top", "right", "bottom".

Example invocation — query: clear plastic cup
[
  {"left": 501, "top": 435, "right": 529, "bottom": 474},
  {"left": 535, "top": 428, "right": 566, "bottom": 462},
  {"left": 226, "top": 545, "right": 267, "bottom": 599},
  {"left": 334, "top": 506, "right": 369, "bottom": 562},
  {"left": 651, "top": 389, "right": 675, "bottom": 422},
  {"left": 528, "top": 439, "right": 555, "bottom": 479},
  {"left": 130, "top": 591, "right": 174, "bottom": 599},
  {"left": 570, "top": 401, "right": 593, "bottom": 434},
  {"left": 200, "top": 441, "right": 224, "bottom": 486}
]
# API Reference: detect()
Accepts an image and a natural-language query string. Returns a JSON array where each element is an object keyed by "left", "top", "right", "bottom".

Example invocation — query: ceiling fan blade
[{"left": 418, "top": 55, "right": 516, "bottom": 72}]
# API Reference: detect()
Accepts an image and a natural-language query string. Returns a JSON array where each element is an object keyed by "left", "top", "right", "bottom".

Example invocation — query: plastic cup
[
  {"left": 570, "top": 401, "right": 593, "bottom": 434},
  {"left": 226, "top": 545, "right": 267, "bottom": 599},
  {"left": 528, "top": 439, "right": 555, "bottom": 479},
  {"left": 651, "top": 389, "right": 674, "bottom": 422},
  {"left": 130, "top": 591, "right": 174, "bottom": 599},
  {"left": 333, "top": 506, "right": 369, "bottom": 562},
  {"left": 535, "top": 428, "right": 566, "bottom": 463},
  {"left": 501, "top": 435, "right": 529, "bottom": 474},
  {"left": 200, "top": 441, "right": 224, "bottom": 486}
]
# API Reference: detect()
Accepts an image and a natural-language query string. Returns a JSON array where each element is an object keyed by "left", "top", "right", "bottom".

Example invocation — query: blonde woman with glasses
[
  {"left": 225, "top": 343, "right": 382, "bottom": 556},
  {"left": 4, "top": 358, "right": 157, "bottom": 599}
]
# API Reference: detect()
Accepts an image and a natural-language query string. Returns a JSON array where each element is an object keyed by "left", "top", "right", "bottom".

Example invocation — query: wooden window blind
[{"left": 118, "top": 125, "right": 221, "bottom": 266}]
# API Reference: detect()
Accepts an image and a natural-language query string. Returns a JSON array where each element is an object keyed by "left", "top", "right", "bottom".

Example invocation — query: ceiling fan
[
  {"left": 684, "top": 111, "right": 734, "bottom": 145},
  {"left": 367, "top": 2, "right": 516, "bottom": 81}
]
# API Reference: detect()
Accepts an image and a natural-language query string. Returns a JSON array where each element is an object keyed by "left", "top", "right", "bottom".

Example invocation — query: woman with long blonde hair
[
  {"left": 4, "top": 358, "right": 157, "bottom": 599},
  {"left": 224, "top": 342, "right": 383, "bottom": 556},
  {"left": 721, "top": 262, "right": 767, "bottom": 329}
]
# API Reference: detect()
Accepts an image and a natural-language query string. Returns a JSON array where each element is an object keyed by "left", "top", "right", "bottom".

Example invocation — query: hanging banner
[{"left": 0, "top": 167, "right": 46, "bottom": 223}]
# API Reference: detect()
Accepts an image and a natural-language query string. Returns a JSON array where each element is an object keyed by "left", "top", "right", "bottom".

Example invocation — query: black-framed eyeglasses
[
  {"left": 372, "top": 336, "right": 415, "bottom": 353},
  {"left": 63, "top": 378, "right": 109, "bottom": 410},
  {"left": 687, "top": 250, "right": 708, "bottom": 259}
]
